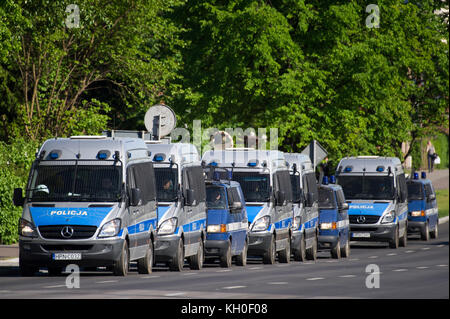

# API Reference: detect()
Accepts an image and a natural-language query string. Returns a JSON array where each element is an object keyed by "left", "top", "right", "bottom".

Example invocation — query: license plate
[
  {"left": 352, "top": 232, "right": 370, "bottom": 238},
  {"left": 52, "top": 253, "right": 82, "bottom": 260}
]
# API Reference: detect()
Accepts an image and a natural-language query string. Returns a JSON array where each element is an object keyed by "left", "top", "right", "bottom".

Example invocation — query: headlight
[
  {"left": 18, "top": 218, "right": 37, "bottom": 237},
  {"left": 98, "top": 219, "right": 121, "bottom": 238},
  {"left": 410, "top": 210, "right": 425, "bottom": 217},
  {"left": 207, "top": 224, "right": 227, "bottom": 233},
  {"left": 381, "top": 211, "right": 395, "bottom": 224},
  {"left": 292, "top": 216, "right": 301, "bottom": 230},
  {"left": 252, "top": 216, "right": 270, "bottom": 232},
  {"left": 320, "top": 222, "right": 337, "bottom": 230},
  {"left": 158, "top": 218, "right": 177, "bottom": 235}
]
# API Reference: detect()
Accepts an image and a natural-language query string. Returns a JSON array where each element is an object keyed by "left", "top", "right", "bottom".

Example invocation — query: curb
[
  {"left": 439, "top": 216, "right": 449, "bottom": 225},
  {"left": 0, "top": 257, "right": 19, "bottom": 267}
]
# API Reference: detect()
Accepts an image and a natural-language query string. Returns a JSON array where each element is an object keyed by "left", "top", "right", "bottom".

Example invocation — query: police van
[
  {"left": 284, "top": 153, "right": 319, "bottom": 261},
  {"left": 146, "top": 142, "right": 207, "bottom": 271},
  {"left": 204, "top": 171, "right": 248, "bottom": 267},
  {"left": 407, "top": 172, "right": 439, "bottom": 240},
  {"left": 13, "top": 136, "right": 157, "bottom": 276},
  {"left": 336, "top": 156, "right": 408, "bottom": 248},
  {"left": 318, "top": 176, "right": 350, "bottom": 258},
  {"left": 202, "top": 149, "right": 293, "bottom": 264}
]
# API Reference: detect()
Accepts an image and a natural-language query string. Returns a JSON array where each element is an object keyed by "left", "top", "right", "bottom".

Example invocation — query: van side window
[
  {"left": 396, "top": 173, "right": 407, "bottom": 202},
  {"left": 290, "top": 174, "right": 302, "bottom": 203},
  {"left": 305, "top": 173, "right": 319, "bottom": 202},
  {"left": 275, "top": 170, "right": 293, "bottom": 203},
  {"left": 424, "top": 183, "right": 434, "bottom": 198},
  {"left": 336, "top": 189, "right": 345, "bottom": 206},
  {"left": 184, "top": 166, "right": 206, "bottom": 204},
  {"left": 131, "top": 162, "right": 157, "bottom": 204}
]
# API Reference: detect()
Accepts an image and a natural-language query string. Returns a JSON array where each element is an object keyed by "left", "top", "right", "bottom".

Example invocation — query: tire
[
  {"left": 341, "top": 238, "right": 351, "bottom": 258},
  {"left": 113, "top": 240, "right": 129, "bottom": 276},
  {"left": 169, "top": 238, "right": 184, "bottom": 271},
  {"left": 236, "top": 239, "right": 248, "bottom": 266},
  {"left": 306, "top": 233, "right": 318, "bottom": 261},
  {"left": 430, "top": 220, "right": 439, "bottom": 239},
  {"left": 263, "top": 235, "right": 276, "bottom": 264},
  {"left": 421, "top": 222, "right": 430, "bottom": 241},
  {"left": 278, "top": 237, "right": 291, "bottom": 263},
  {"left": 293, "top": 234, "right": 307, "bottom": 262},
  {"left": 137, "top": 239, "right": 153, "bottom": 274},
  {"left": 220, "top": 240, "right": 232, "bottom": 268},
  {"left": 331, "top": 240, "right": 341, "bottom": 259},
  {"left": 19, "top": 259, "right": 37, "bottom": 277},
  {"left": 399, "top": 223, "right": 408, "bottom": 247},
  {"left": 389, "top": 226, "right": 399, "bottom": 249},
  {"left": 189, "top": 238, "right": 204, "bottom": 270}
]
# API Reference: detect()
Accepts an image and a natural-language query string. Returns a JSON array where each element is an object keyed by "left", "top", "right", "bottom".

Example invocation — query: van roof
[
  {"left": 284, "top": 153, "right": 313, "bottom": 172},
  {"left": 336, "top": 156, "right": 403, "bottom": 174},
  {"left": 146, "top": 143, "right": 200, "bottom": 164},
  {"left": 202, "top": 149, "right": 288, "bottom": 170}
]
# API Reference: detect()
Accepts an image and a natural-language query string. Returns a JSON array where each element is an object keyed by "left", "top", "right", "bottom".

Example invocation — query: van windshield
[
  {"left": 337, "top": 175, "right": 394, "bottom": 200},
  {"left": 28, "top": 163, "right": 122, "bottom": 202},
  {"left": 407, "top": 182, "right": 423, "bottom": 200},
  {"left": 154, "top": 167, "right": 178, "bottom": 202},
  {"left": 232, "top": 172, "right": 270, "bottom": 202}
]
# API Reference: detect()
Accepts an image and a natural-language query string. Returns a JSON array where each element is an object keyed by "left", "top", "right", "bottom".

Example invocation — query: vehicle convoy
[
  {"left": 284, "top": 153, "right": 319, "bottom": 261},
  {"left": 336, "top": 156, "right": 408, "bottom": 248},
  {"left": 146, "top": 142, "right": 207, "bottom": 271},
  {"left": 202, "top": 149, "right": 293, "bottom": 264},
  {"left": 204, "top": 170, "right": 248, "bottom": 267},
  {"left": 13, "top": 136, "right": 157, "bottom": 276},
  {"left": 406, "top": 172, "right": 439, "bottom": 241},
  {"left": 317, "top": 176, "right": 350, "bottom": 259}
]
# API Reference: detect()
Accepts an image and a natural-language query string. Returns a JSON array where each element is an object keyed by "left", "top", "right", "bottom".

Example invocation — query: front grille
[
  {"left": 41, "top": 244, "right": 94, "bottom": 251},
  {"left": 350, "top": 227, "right": 378, "bottom": 232},
  {"left": 39, "top": 225, "right": 97, "bottom": 239},
  {"left": 349, "top": 215, "right": 380, "bottom": 224}
]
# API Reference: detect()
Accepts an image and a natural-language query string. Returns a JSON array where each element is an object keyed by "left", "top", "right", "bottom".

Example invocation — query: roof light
[
  {"left": 49, "top": 152, "right": 59, "bottom": 160},
  {"left": 210, "top": 161, "right": 218, "bottom": 167},
  {"left": 154, "top": 155, "right": 164, "bottom": 162},
  {"left": 344, "top": 166, "right": 353, "bottom": 172},
  {"left": 329, "top": 175, "right": 336, "bottom": 184},
  {"left": 421, "top": 172, "right": 426, "bottom": 179},
  {"left": 322, "top": 176, "right": 329, "bottom": 185},
  {"left": 248, "top": 160, "right": 258, "bottom": 167},
  {"left": 376, "top": 166, "right": 385, "bottom": 172},
  {"left": 413, "top": 172, "right": 419, "bottom": 180},
  {"left": 97, "top": 152, "right": 108, "bottom": 160}
]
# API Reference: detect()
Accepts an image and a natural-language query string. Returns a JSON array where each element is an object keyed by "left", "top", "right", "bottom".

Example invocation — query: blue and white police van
[
  {"left": 318, "top": 176, "right": 350, "bottom": 258},
  {"left": 336, "top": 156, "right": 408, "bottom": 248},
  {"left": 284, "top": 153, "right": 319, "bottom": 261},
  {"left": 146, "top": 142, "right": 207, "bottom": 271},
  {"left": 407, "top": 172, "right": 439, "bottom": 240},
  {"left": 204, "top": 171, "right": 248, "bottom": 267},
  {"left": 202, "top": 149, "right": 293, "bottom": 264},
  {"left": 13, "top": 136, "right": 157, "bottom": 276}
]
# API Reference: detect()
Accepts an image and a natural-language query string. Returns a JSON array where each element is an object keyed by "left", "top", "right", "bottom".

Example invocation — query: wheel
[
  {"left": 399, "top": 223, "right": 408, "bottom": 247},
  {"left": 19, "top": 259, "right": 38, "bottom": 277},
  {"left": 293, "top": 234, "right": 306, "bottom": 262},
  {"left": 220, "top": 240, "right": 232, "bottom": 268},
  {"left": 341, "top": 239, "right": 351, "bottom": 258},
  {"left": 306, "top": 233, "right": 318, "bottom": 261},
  {"left": 262, "top": 235, "right": 276, "bottom": 264},
  {"left": 278, "top": 238, "right": 291, "bottom": 263},
  {"left": 430, "top": 220, "right": 439, "bottom": 239},
  {"left": 236, "top": 238, "right": 248, "bottom": 266},
  {"left": 113, "top": 240, "right": 129, "bottom": 276},
  {"left": 169, "top": 238, "right": 184, "bottom": 271},
  {"left": 421, "top": 222, "right": 430, "bottom": 241},
  {"left": 189, "top": 238, "right": 204, "bottom": 270},
  {"left": 331, "top": 240, "right": 341, "bottom": 259},
  {"left": 389, "top": 226, "right": 399, "bottom": 249},
  {"left": 137, "top": 239, "right": 154, "bottom": 274}
]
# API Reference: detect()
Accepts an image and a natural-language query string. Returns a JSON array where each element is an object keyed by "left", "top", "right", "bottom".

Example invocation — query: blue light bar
[
  {"left": 413, "top": 172, "right": 419, "bottom": 180},
  {"left": 344, "top": 166, "right": 352, "bottom": 172},
  {"left": 97, "top": 152, "right": 108, "bottom": 160},
  {"left": 210, "top": 161, "right": 218, "bottom": 167},
  {"left": 154, "top": 155, "right": 164, "bottom": 162},
  {"left": 421, "top": 172, "right": 426, "bottom": 179},
  {"left": 248, "top": 161, "right": 257, "bottom": 167},
  {"left": 49, "top": 152, "right": 59, "bottom": 160},
  {"left": 329, "top": 175, "right": 336, "bottom": 184},
  {"left": 376, "top": 166, "right": 385, "bottom": 172},
  {"left": 322, "top": 176, "right": 329, "bottom": 185}
]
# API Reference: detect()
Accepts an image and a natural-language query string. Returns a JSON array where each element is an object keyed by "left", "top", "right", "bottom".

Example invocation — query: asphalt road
[{"left": 0, "top": 223, "right": 448, "bottom": 299}]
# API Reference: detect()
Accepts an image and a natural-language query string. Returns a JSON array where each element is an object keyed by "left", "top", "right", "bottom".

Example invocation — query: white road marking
[
  {"left": 306, "top": 277, "right": 325, "bottom": 281},
  {"left": 43, "top": 285, "right": 66, "bottom": 289},
  {"left": 387, "top": 253, "right": 397, "bottom": 256},
  {"left": 222, "top": 285, "right": 246, "bottom": 289},
  {"left": 182, "top": 272, "right": 198, "bottom": 276},
  {"left": 421, "top": 247, "right": 430, "bottom": 250},
  {"left": 416, "top": 266, "right": 429, "bottom": 269},
  {"left": 393, "top": 269, "right": 408, "bottom": 272},
  {"left": 142, "top": 275, "right": 160, "bottom": 279},
  {"left": 339, "top": 275, "right": 356, "bottom": 278},
  {"left": 368, "top": 256, "right": 378, "bottom": 259},
  {"left": 249, "top": 267, "right": 263, "bottom": 270},
  {"left": 268, "top": 282, "right": 288, "bottom": 285},
  {"left": 216, "top": 269, "right": 232, "bottom": 272},
  {"left": 405, "top": 250, "right": 415, "bottom": 253},
  {"left": 96, "top": 280, "right": 118, "bottom": 284},
  {"left": 437, "top": 244, "right": 445, "bottom": 248},
  {"left": 164, "top": 292, "right": 185, "bottom": 297},
  {"left": 436, "top": 264, "right": 448, "bottom": 267}
]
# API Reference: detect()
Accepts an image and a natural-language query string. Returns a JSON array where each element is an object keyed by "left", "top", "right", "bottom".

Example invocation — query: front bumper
[
  {"left": 204, "top": 240, "right": 229, "bottom": 257},
  {"left": 349, "top": 224, "right": 397, "bottom": 242},
  {"left": 407, "top": 220, "right": 427, "bottom": 233},
  {"left": 19, "top": 237, "right": 124, "bottom": 268},
  {"left": 154, "top": 233, "right": 181, "bottom": 263},
  {"left": 247, "top": 231, "right": 272, "bottom": 257}
]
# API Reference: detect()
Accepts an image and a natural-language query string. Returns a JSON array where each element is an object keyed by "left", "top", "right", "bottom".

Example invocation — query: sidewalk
[
  {"left": 0, "top": 243, "right": 18, "bottom": 264},
  {"left": 426, "top": 168, "right": 449, "bottom": 190}
]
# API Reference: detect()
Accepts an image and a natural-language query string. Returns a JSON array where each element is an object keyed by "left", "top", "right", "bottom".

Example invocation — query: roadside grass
[{"left": 436, "top": 189, "right": 449, "bottom": 218}]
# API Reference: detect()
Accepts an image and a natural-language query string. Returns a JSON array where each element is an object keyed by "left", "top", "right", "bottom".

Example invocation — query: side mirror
[
  {"left": 230, "top": 201, "right": 242, "bottom": 212},
  {"left": 130, "top": 188, "right": 142, "bottom": 206},
  {"left": 306, "top": 192, "right": 315, "bottom": 207},
  {"left": 276, "top": 191, "right": 286, "bottom": 206},
  {"left": 185, "top": 189, "right": 195, "bottom": 206},
  {"left": 428, "top": 193, "right": 436, "bottom": 201},
  {"left": 13, "top": 188, "right": 24, "bottom": 207},
  {"left": 339, "top": 203, "right": 349, "bottom": 211}
]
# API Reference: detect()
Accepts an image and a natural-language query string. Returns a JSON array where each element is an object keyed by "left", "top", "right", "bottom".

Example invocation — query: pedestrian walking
[{"left": 426, "top": 140, "right": 437, "bottom": 173}]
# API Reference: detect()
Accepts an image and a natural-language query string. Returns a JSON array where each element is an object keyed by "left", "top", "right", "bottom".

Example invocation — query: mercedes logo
[
  {"left": 356, "top": 216, "right": 366, "bottom": 224},
  {"left": 61, "top": 226, "right": 74, "bottom": 238}
]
